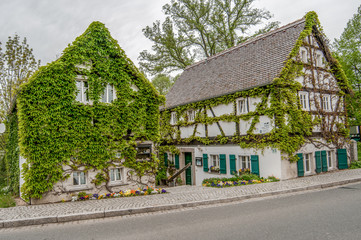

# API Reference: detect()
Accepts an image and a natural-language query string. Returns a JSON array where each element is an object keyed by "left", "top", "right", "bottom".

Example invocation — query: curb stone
[{"left": 1, "top": 177, "right": 361, "bottom": 229}]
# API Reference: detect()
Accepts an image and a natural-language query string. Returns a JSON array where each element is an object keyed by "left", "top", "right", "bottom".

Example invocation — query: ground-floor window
[
  {"left": 73, "top": 171, "right": 86, "bottom": 185},
  {"left": 239, "top": 155, "right": 250, "bottom": 170},
  {"left": 210, "top": 155, "right": 219, "bottom": 168},
  {"left": 304, "top": 153, "right": 311, "bottom": 173},
  {"left": 110, "top": 168, "right": 122, "bottom": 182}
]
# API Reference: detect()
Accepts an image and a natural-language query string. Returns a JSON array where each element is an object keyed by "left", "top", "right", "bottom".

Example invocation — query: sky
[{"left": 0, "top": 0, "right": 359, "bottom": 73}]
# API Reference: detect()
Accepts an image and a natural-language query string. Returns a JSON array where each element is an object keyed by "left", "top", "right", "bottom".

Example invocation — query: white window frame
[
  {"left": 239, "top": 155, "right": 251, "bottom": 170},
  {"left": 110, "top": 168, "right": 122, "bottom": 182},
  {"left": 170, "top": 112, "right": 177, "bottom": 125},
  {"left": 76, "top": 80, "right": 90, "bottom": 104},
  {"left": 238, "top": 98, "right": 249, "bottom": 114},
  {"left": 73, "top": 171, "right": 86, "bottom": 186},
  {"left": 299, "top": 92, "right": 309, "bottom": 110},
  {"left": 322, "top": 95, "right": 330, "bottom": 111},
  {"left": 101, "top": 84, "right": 116, "bottom": 103},
  {"left": 187, "top": 109, "right": 195, "bottom": 122},
  {"left": 300, "top": 49, "right": 307, "bottom": 63},
  {"left": 316, "top": 53, "right": 323, "bottom": 67},
  {"left": 304, "top": 153, "right": 311, "bottom": 173},
  {"left": 210, "top": 154, "right": 219, "bottom": 168},
  {"left": 327, "top": 150, "right": 333, "bottom": 169}
]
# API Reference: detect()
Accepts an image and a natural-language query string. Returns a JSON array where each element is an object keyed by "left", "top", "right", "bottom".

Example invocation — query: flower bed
[
  {"left": 202, "top": 174, "right": 279, "bottom": 188},
  {"left": 70, "top": 187, "right": 167, "bottom": 202}
]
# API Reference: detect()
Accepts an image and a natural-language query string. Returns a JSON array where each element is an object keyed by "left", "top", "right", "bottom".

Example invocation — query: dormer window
[
  {"left": 187, "top": 109, "right": 195, "bottom": 122},
  {"left": 238, "top": 98, "right": 248, "bottom": 114},
  {"left": 76, "top": 80, "right": 90, "bottom": 104},
  {"left": 101, "top": 84, "right": 115, "bottom": 103}
]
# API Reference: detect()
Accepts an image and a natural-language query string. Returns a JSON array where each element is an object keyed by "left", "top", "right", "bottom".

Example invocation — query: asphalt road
[{"left": 1, "top": 183, "right": 361, "bottom": 240}]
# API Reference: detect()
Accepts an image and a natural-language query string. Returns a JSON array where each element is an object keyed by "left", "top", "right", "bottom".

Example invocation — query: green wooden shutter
[
  {"left": 337, "top": 149, "right": 348, "bottom": 169},
  {"left": 321, "top": 150, "right": 328, "bottom": 172},
  {"left": 203, "top": 154, "right": 209, "bottom": 172},
  {"left": 250, "top": 155, "right": 259, "bottom": 176},
  {"left": 219, "top": 154, "right": 227, "bottom": 174},
  {"left": 296, "top": 153, "right": 304, "bottom": 177},
  {"left": 164, "top": 153, "right": 168, "bottom": 167},
  {"left": 315, "top": 151, "right": 321, "bottom": 173},
  {"left": 175, "top": 154, "right": 179, "bottom": 169},
  {"left": 229, "top": 155, "right": 236, "bottom": 175}
]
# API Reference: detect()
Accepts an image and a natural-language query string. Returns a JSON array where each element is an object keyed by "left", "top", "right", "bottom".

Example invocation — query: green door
[
  {"left": 250, "top": 155, "right": 259, "bottom": 176},
  {"left": 321, "top": 150, "right": 328, "bottom": 172},
  {"left": 185, "top": 152, "right": 192, "bottom": 185},
  {"left": 296, "top": 153, "right": 304, "bottom": 177},
  {"left": 337, "top": 149, "right": 348, "bottom": 169}
]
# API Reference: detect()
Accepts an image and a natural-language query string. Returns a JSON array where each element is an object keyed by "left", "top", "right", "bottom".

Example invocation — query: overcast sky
[{"left": 0, "top": 0, "right": 359, "bottom": 72}]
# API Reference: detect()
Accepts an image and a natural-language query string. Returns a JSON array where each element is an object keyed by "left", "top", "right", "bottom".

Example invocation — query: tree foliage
[
  {"left": 139, "top": 0, "right": 279, "bottom": 75},
  {"left": 152, "top": 74, "right": 176, "bottom": 95},
  {"left": 334, "top": 5, "right": 361, "bottom": 125},
  {"left": 0, "top": 35, "right": 40, "bottom": 121}
]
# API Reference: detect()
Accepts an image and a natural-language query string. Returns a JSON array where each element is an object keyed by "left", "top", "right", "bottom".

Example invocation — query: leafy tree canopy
[
  {"left": 139, "top": 0, "right": 279, "bottom": 75},
  {"left": 334, "top": 5, "right": 361, "bottom": 125},
  {"left": 152, "top": 74, "right": 177, "bottom": 95}
]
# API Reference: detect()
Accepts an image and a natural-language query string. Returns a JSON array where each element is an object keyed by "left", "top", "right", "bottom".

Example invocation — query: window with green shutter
[
  {"left": 321, "top": 150, "right": 327, "bottom": 172},
  {"left": 296, "top": 153, "right": 304, "bottom": 177},
  {"left": 164, "top": 153, "right": 168, "bottom": 167},
  {"left": 229, "top": 155, "right": 236, "bottom": 175},
  {"left": 203, "top": 154, "right": 209, "bottom": 172},
  {"left": 315, "top": 151, "right": 321, "bottom": 173},
  {"left": 219, "top": 154, "right": 226, "bottom": 174},
  {"left": 250, "top": 155, "right": 259, "bottom": 176},
  {"left": 175, "top": 154, "right": 179, "bottom": 169},
  {"left": 337, "top": 149, "right": 348, "bottom": 169}
]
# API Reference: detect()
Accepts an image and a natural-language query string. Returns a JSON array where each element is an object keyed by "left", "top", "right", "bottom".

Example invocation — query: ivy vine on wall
[{"left": 15, "top": 22, "right": 164, "bottom": 200}]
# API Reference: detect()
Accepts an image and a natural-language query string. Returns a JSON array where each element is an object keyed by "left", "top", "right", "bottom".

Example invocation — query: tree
[
  {"left": 152, "top": 74, "right": 176, "bottom": 95},
  {"left": 334, "top": 5, "right": 361, "bottom": 125},
  {"left": 139, "top": 0, "right": 279, "bottom": 75},
  {"left": 0, "top": 34, "right": 40, "bottom": 121}
]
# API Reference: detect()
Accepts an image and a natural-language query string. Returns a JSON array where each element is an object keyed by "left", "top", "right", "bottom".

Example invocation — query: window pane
[
  {"left": 116, "top": 168, "right": 121, "bottom": 181},
  {"left": 110, "top": 169, "right": 115, "bottom": 181},
  {"left": 101, "top": 89, "right": 107, "bottom": 103},
  {"left": 73, "top": 172, "right": 79, "bottom": 185},
  {"left": 80, "top": 172, "right": 86, "bottom": 185},
  {"left": 108, "top": 85, "right": 113, "bottom": 102},
  {"left": 76, "top": 81, "right": 82, "bottom": 102}
]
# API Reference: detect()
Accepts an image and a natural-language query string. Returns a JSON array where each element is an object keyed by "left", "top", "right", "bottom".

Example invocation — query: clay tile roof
[{"left": 165, "top": 18, "right": 306, "bottom": 109}]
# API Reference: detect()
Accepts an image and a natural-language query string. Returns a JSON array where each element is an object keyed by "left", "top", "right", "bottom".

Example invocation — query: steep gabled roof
[{"left": 165, "top": 18, "right": 306, "bottom": 109}]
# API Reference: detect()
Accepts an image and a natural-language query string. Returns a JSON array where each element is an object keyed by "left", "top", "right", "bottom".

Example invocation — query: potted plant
[{"left": 210, "top": 166, "right": 220, "bottom": 173}]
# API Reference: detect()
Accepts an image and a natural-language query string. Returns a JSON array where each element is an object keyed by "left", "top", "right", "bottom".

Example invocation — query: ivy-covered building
[
  {"left": 8, "top": 22, "right": 163, "bottom": 203},
  {"left": 160, "top": 12, "right": 353, "bottom": 185}
]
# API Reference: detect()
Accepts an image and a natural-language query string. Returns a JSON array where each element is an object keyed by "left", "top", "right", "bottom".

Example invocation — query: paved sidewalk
[{"left": 1, "top": 169, "right": 361, "bottom": 228}]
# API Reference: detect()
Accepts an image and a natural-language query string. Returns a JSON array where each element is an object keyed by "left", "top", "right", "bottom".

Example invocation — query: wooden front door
[{"left": 185, "top": 152, "right": 192, "bottom": 185}]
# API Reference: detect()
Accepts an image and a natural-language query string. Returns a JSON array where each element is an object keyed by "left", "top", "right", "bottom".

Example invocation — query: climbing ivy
[
  {"left": 160, "top": 12, "right": 350, "bottom": 162},
  {"left": 16, "top": 22, "right": 164, "bottom": 200}
]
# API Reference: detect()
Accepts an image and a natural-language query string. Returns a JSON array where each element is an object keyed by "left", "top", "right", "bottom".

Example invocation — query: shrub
[{"left": 0, "top": 194, "right": 16, "bottom": 208}]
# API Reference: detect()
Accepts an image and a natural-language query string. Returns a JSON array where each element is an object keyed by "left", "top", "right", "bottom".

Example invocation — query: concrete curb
[{"left": 1, "top": 177, "right": 361, "bottom": 229}]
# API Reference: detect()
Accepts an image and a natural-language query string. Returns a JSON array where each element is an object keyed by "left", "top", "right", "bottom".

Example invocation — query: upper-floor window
[
  {"left": 187, "top": 109, "right": 195, "bottom": 122},
  {"left": 322, "top": 95, "right": 330, "bottom": 111},
  {"left": 238, "top": 98, "right": 248, "bottom": 114},
  {"left": 299, "top": 93, "right": 308, "bottom": 110},
  {"left": 76, "top": 80, "right": 90, "bottom": 104},
  {"left": 316, "top": 53, "right": 324, "bottom": 67},
  {"left": 73, "top": 171, "right": 86, "bottom": 185},
  {"left": 101, "top": 84, "right": 115, "bottom": 103},
  {"left": 170, "top": 112, "right": 177, "bottom": 125},
  {"left": 300, "top": 49, "right": 307, "bottom": 63}
]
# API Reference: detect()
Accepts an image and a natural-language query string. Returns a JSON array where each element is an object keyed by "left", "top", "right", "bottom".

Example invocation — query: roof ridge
[{"left": 185, "top": 17, "right": 306, "bottom": 70}]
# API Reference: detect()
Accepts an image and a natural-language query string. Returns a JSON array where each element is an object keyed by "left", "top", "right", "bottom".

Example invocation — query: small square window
[
  {"left": 73, "top": 171, "right": 86, "bottom": 185},
  {"left": 238, "top": 98, "right": 248, "bottom": 114},
  {"left": 110, "top": 168, "right": 122, "bottom": 182}
]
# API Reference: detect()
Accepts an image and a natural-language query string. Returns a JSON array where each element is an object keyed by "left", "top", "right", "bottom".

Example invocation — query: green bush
[
  {"left": 0, "top": 194, "right": 16, "bottom": 208},
  {"left": 350, "top": 160, "right": 361, "bottom": 169}
]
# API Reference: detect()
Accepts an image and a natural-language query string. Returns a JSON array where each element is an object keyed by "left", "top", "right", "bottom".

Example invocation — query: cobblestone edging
[{"left": 1, "top": 169, "right": 361, "bottom": 228}]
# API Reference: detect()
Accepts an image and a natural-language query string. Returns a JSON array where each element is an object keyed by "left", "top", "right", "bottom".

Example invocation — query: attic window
[
  {"left": 101, "top": 84, "right": 116, "bottom": 103},
  {"left": 238, "top": 98, "right": 249, "bottom": 114},
  {"left": 170, "top": 112, "right": 177, "bottom": 125},
  {"left": 316, "top": 53, "right": 323, "bottom": 67},
  {"left": 131, "top": 84, "right": 139, "bottom": 92},
  {"left": 300, "top": 50, "right": 307, "bottom": 63}
]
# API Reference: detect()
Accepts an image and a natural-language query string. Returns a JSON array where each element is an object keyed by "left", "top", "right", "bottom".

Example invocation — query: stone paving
[{"left": 1, "top": 169, "right": 361, "bottom": 228}]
